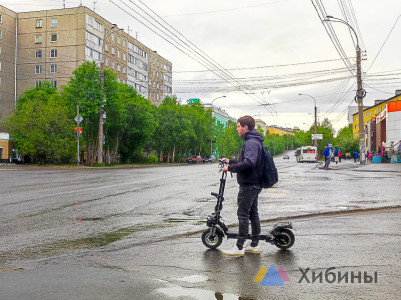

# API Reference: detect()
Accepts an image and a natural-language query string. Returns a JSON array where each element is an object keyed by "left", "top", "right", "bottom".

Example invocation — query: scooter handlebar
[{"left": 217, "top": 159, "right": 226, "bottom": 172}]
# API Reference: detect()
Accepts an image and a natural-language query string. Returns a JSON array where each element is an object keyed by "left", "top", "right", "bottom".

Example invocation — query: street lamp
[
  {"left": 298, "top": 93, "right": 318, "bottom": 147},
  {"left": 97, "top": 24, "right": 121, "bottom": 164},
  {"left": 209, "top": 96, "right": 226, "bottom": 156},
  {"left": 324, "top": 16, "right": 365, "bottom": 164},
  {"left": 211, "top": 95, "right": 226, "bottom": 106}
]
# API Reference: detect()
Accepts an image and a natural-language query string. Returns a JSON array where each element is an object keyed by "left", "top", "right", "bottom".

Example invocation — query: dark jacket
[{"left": 228, "top": 129, "right": 263, "bottom": 186}]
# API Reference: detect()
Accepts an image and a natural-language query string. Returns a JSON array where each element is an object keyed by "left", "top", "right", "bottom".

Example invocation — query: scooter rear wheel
[
  {"left": 274, "top": 229, "right": 295, "bottom": 250},
  {"left": 201, "top": 229, "right": 223, "bottom": 249}
]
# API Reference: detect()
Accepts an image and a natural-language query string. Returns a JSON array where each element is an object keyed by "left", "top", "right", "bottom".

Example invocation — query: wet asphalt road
[{"left": 1, "top": 156, "right": 401, "bottom": 299}]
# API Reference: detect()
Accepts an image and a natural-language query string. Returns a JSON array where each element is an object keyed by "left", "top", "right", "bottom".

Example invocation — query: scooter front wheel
[
  {"left": 201, "top": 229, "right": 223, "bottom": 249},
  {"left": 274, "top": 229, "right": 295, "bottom": 250}
]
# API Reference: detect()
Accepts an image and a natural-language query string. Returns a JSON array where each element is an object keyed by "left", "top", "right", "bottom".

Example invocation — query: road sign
[
  {"left": 74, "top": 116, "right": 83, "bottom": 123},
  {"left": 311, "top": 134, "right": 323, "bottom": 140}
]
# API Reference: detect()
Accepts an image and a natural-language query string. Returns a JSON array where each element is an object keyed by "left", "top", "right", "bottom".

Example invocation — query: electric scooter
[{"left": 201, "top": 160, "right": 295, "bottom": 250}]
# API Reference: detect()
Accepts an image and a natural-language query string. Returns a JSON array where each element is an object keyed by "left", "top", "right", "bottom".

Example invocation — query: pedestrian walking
[
  {"left": 221, "top": 115, "right": 263, "bottom": 256},
  {"left": 338, "top": 150, "right": 342, "bottom": 163},
  {"left": 323, "top": 145, "right": 331, "bottom": 169},
  {"left": 354, "top": 150, "right": 358, "bottom": 163},
  {"left": 334, "top": 147, "right": 339, "bottom": 164}
]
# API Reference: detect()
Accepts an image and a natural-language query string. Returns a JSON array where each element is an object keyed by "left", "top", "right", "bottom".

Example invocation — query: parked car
[
  {"left": 202, "top": 155, "right": 216, "bottom": 163},
  {"left": 187, "top": 155, "right": 203, "bottom": 164},
  {"left": 283, "top": 154, "right": 290, "bottom": 159}
]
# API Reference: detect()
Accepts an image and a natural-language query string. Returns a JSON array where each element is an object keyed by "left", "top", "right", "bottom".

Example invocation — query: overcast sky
[{"left": 5, "top": 0, "right": 401, "bottom": 132}]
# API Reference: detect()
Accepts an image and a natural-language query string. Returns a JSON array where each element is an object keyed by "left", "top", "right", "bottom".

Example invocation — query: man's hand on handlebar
[{"left": 220, "top": 158, "right": 229, "bottom": 173}]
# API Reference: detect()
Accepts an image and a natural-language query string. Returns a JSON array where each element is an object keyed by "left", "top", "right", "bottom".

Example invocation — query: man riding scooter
[{"left": 221, "top": 115, "right": 264, "bottom": 256}]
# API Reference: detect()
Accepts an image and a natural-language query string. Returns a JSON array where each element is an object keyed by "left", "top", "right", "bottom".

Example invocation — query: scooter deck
[{"left": 226, "top": 232, "right": 275, "bottom": 243}]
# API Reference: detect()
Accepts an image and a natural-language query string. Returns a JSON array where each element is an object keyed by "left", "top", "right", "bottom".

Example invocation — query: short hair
[{"left": 237, "top": 115, "right": 255, "bottom": 131}]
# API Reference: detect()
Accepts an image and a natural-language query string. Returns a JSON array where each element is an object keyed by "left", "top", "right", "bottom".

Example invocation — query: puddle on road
[
  {"left": 177, "top": 274, "right": 208, "bottom": 283},
  {"left": 156, "top": 286, "right": 239, "bottom": 300},
  {"left": 0, "top": 223, "right": 169, "bottom": 264}
]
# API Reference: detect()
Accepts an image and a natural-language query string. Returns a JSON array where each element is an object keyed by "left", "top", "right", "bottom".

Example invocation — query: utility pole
[
  {"left": 76, "top": 105, "right": 80, "bottom": 166},
  {"left": 324, "top": 16, "right": 366, "bottom": 164},
  {"left": 356, "top": 45, "right": 366, "bottom": 164},
  {"left": 298, "top": 93, "right": 318, "bottom": 147}
]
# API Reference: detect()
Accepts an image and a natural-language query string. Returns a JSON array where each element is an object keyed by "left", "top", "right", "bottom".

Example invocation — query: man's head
[
  {"left": 324, "top": 145, "right": 328, "bottom": 148},
  {"left": 237, "top": 115, "right": 255, "bottom": 137}
]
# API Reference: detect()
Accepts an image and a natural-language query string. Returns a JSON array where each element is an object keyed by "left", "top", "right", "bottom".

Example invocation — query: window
[
  {"left": 85, "top": 47, "right": 101, "bottom": 60},
  {"left": 36, "top": 19, "right": 42, "bottom": 28},
  {"left": 117, "top": 64, "right": 120, "bottom": 71},
  {"left": 111, "top": 47, "right": 115, "bottom": 55},
  {"left": 123, "top": 40, "right": 127, "bottom": 47},
  {"left": 86, "top": 15, "right": 103, "bottom": 32},
  {"left": 35, "top": 34, "right": 42, "bottom": 44},
  {"left": 111, "top": 61, "right": 115, "bottom": 69},
  {"left": 117, "top": 36, "right": 121, "bottom": 44},
  {"left": 117, "top": 50, "right": 120, "bottom": 58},
  {"left": 50, "top": 64, "right": 57, "bottom": 73},
  {"left": 86, "top": 31, "right": 101, "bottom": 45},
  {"left": 51, "top": 18, "right": 58, "bottom": 27},
  {"left": 123, "top": 67, "right": 126, "bottom": 74},
  {"left": 0, "top": 15, "right": 2, "bottom": 23},
  {"left": 0, "top": 30, "right": 2, "bottom": 40},
  {"left": 35, "top": 49, "right": 42, "bottom": 59},
  {"left": 0, "top": 46, "right": 1, "bottom": 54},
  {"left": 50, "top": 33, "right": 57, "bottom": 42},
  {"left": 0, "top": 62, "right": 2, "bottom": 72},
  {"left": 105, "top": 57, "right": 108, "bottom": 66},
  {"left": 35, "top": 81, "right": 41, "bottom": 87},
  {"left": 111, "top": 33, "right": 115, "bottom": 41},
  {"left": 35, "top": 65, "right": 42, "bottom": 74},
  {"left": 105, "top": 43, "right": 109, "bottom": 52},
  {"left": 51, "top": 81, "right": 57, "bottom": 88},
  {"left": 123, "top": 53, "right": 126, "bottom": 61},
  {"left": 50, "top": 49, "right": 57, "bottom": 58}
]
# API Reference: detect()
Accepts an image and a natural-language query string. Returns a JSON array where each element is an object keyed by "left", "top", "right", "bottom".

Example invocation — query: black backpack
[{"left": 259, "top": 144, "right": 278, "bottom": 188}]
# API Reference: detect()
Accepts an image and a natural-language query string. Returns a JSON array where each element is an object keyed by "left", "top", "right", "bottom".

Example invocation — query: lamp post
[
  {"left": 210, "top": 96, "right": 226, "bottom": 155},
  {"left": 299, "top": 93, "right": 318, "bottom": 147},
  {"left": 211, "top": 95, "right": 226, "bottom": 106},
  {"left": 324, "top": 16, "right": 365, "bottom": 164},
  {"left": 97, "top": 24, "right": 120, "bottom": 164}
]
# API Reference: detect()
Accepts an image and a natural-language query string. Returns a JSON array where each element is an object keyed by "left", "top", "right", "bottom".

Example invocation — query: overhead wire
[{"left": 109, "top": 0, "right": 274, "bottom": 113}]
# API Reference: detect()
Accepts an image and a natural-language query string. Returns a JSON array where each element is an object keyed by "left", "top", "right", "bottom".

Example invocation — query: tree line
[{"left": 2, "top": 61, "right": 359, "bottom": 165}]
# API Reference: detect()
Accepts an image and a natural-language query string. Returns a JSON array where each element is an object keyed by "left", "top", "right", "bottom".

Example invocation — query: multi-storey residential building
[
  {"left": 266, "top": 125, "right": 294, "bottom": 136},
  {"left": 0, "top": 5, "right": 172, "bottom": 125}
]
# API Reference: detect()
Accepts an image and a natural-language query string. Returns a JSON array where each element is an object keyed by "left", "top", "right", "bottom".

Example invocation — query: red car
[{"left": 187, "top": 155, "right": 203, "bottom": 164}]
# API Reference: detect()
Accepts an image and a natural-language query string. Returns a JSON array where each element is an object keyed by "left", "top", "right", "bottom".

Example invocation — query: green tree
[
  {"left": 115, "top": 84, "right": 158, "bottom": 163},
  {"left": 7, "top": 82, "right": 75, "bottom": 164},
  {"left": 336, "top": 124, "right": 359, "bottom": 154}
]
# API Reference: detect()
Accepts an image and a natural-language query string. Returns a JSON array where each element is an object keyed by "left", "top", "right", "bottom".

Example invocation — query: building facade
[
  {"left": 352, "top": 92, "right": 401, "bottom": 138},
  {"left": 266, "top": 125, "right": 294, "bottom": 136},
  {"left": 0, "top": 5, "right": 172, "bottom": 124}
]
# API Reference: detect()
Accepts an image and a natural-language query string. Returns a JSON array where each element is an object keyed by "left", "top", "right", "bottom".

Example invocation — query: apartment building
[
  {"left": 0, "top": 5, "right": 172, "bottom": 124},
  {"left": 266, "top": 125, "right": 294, "bottom": 136}
]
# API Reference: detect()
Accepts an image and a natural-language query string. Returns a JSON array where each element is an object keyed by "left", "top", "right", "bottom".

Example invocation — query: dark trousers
[
  {"left": 324, "top": 157, "right": 330, "bottom": 168},
  {"left": 236, "top": 185, "right": 262, "bottom": 249}
]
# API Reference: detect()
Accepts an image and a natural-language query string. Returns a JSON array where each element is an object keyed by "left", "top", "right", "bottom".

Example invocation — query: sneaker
[
  {"left": 245, "top": 245, "right": 261, "bottom": 254},
  {"left": 222, "top": 246, "right": 245, "bottom": 257}
]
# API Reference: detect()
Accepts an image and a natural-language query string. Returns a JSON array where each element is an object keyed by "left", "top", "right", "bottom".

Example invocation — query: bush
[{"left": 147, "top": 154, "right": 158, "bottom": 164}]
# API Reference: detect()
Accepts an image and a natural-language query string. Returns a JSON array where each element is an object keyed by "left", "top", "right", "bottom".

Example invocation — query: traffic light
[{"left": 74, "top": 127, "right": 83, "bottom": 137}]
